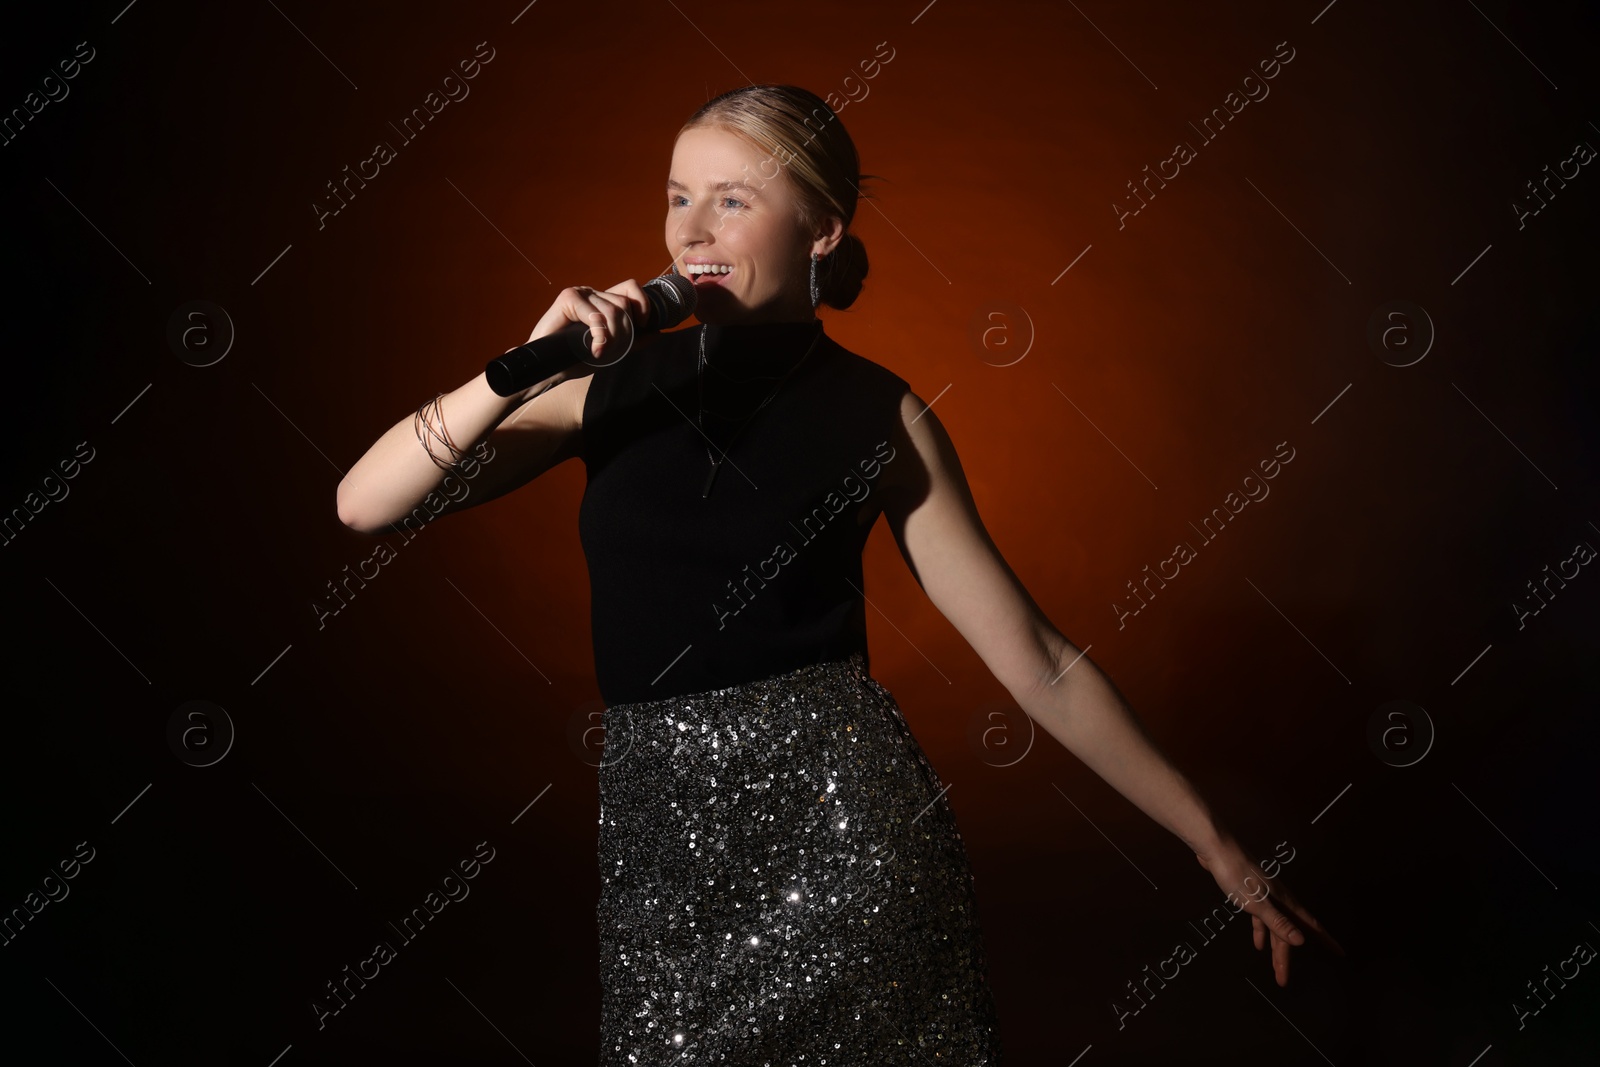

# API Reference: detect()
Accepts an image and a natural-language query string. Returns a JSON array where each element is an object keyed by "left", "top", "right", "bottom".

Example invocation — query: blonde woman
[{"left": 337, "top": 83, "right": 1336, "bottom": 1064}]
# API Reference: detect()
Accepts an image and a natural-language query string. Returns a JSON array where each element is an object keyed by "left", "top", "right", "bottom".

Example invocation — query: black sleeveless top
[{"left": 578, "top": 319, "right": 911, "bottom": 706}]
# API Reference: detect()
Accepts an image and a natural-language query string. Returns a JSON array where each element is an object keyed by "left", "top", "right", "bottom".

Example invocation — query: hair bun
[{"left": 822, "top": 231, "right": 868, "bottom": 311}]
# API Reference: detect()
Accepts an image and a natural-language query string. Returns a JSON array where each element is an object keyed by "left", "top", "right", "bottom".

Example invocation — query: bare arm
[
  {"left": 876, "top": 393, "right": 1222, "bottom": 848},
  {"left": 335, "top": 281, "right": 652, "bottom": 534},
  {"left": 878, "top": 390, "right": 1338, "bottom": 984},
  {"left": 335, "top": 369, "right": 587, "bottom": 534}
]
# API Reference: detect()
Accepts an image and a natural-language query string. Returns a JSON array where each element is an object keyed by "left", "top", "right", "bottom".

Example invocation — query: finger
[
  {"left": 1271, "top": 929, "right": 1291, "bottom": 987},
  {"left": 569, "top": 286, "right": 618, "bottom": 313},
  {"left": 590, "top": 288, "right": 640, "bottom": 345},
  {"left": 563, "top": 288, "right": 612, "bottom": 351},
  {"left": 1271, "top": 885, "right": 1343, "bottom": 957},
  {"left": 560, "top": 287, "right": 603, "bottom": 329},
  {"left": 527, "top": 284, "right": 625, "bottom": 348},
  {"left": 602, "top": 278, "right": 651, "bottom": 325},
  {"left": 1251, "top": 898, "right": 1305, "bottom": 947},
  {"left": 586, "top": 287, "right": 629, "bottom": 312},
  {"left": 598, "top": 301, "right": 631, "bottom": 356},
  {"left": 581, "top": 289, "right": 635, "bottom": 360},
  {"left": 1252, "top": 915, "right": 1266, "bottom": 952}
]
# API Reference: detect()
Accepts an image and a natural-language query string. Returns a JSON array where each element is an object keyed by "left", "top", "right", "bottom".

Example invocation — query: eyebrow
[{"left": 666, "top": 178, "right": 755, "bottom": 193}]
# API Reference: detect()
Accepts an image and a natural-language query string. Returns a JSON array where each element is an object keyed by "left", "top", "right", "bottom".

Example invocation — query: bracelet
[
  {"left": 414, "top": 393, "right": 497, "bottom": 472},
  {"left": 430, "top": 393, "right": 464, "bottom": 457},
  {"left": 414, "top": 393, "right": 465, "bottom": 471}
]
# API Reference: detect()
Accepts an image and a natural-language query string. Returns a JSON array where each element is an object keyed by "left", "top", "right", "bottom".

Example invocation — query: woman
[{"left": 337, "top": 84, "right": 1337, "bottom": 1064}]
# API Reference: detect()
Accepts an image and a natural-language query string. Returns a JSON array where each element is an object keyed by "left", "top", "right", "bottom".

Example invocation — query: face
[{"left": 666, "top": 125, "right": 841, "bottom": 324}]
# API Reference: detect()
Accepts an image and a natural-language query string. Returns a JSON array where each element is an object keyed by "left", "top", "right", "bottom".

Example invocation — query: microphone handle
[
  {"left": 484, "top": 273, "right": 696, "bottom": 398},
  {"left": 484, "top": 320, "right": 593, "bottom": 398}
]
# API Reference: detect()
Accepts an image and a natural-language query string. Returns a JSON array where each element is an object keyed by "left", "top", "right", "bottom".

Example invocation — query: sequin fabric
[{"left": 596, "top": 652, "right": 1004, "bottom": 1064}]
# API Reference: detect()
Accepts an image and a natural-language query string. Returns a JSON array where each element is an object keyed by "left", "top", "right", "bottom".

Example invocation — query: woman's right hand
[{"left": 520, "top": 280, "right": 653, "bottom": 398}]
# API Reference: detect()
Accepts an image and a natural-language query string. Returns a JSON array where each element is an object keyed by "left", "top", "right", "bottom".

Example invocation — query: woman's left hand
[{"left": 1194, "top": 836, "right": 1344, "bottom": 987}]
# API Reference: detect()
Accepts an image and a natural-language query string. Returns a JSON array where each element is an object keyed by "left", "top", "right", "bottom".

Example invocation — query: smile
[{"left": 688, "top": 265, "right": 734, "bottom": 286}]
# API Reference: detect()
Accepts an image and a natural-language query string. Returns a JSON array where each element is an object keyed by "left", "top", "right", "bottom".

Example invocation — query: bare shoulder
[
  {"left": 877, "top": 388, "right": 964, "bottom": 522},
  {"left": 874, "top": 386, "right": 1060, "bottom": 696}
]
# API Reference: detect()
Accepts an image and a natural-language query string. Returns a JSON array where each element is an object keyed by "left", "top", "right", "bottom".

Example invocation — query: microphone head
[{"left": 642, "top": 271, "right": 697, "bottom": 329}]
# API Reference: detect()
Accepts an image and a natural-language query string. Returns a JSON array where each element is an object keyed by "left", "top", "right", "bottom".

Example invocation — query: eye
[{"left": 666, "top": 194, "right": 747, "bottom": 211}]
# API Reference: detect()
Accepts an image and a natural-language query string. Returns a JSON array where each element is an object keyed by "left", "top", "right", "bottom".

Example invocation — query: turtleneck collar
[{"left": 698, "top": 318, "right": 827, "bottom": 378}]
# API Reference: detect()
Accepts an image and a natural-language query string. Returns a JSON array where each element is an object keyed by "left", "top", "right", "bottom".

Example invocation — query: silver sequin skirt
[{"left": 596, "top": 652, "right": 1004, "bottom": 1065}]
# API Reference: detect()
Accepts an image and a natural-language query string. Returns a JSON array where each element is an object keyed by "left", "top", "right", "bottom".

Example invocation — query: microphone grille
[{"left": 643, "top": 271, "right": 697, "bottom": 328}]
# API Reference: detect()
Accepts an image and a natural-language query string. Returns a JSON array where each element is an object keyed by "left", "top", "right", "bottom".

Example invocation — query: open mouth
[{"left": 686, "top": 264, "right": 734, "bottom": 286}]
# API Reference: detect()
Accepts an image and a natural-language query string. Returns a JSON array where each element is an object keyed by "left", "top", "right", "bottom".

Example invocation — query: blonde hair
[{"left": 679, "top": 84, "right": 879, "bottom": 310}]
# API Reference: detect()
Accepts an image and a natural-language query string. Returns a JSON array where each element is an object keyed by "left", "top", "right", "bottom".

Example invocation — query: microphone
[{"left": 485, "top": 272, "right": 697, "bottom": 397}]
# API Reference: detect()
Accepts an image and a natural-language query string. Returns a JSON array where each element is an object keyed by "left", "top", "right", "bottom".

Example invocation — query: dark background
[{"left": 3, "top": 1, "right": 1597, "bottom": 1063}]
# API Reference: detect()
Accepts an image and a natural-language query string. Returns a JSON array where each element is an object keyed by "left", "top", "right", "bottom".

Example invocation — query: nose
[{"left": 675, "top": 197, "right": 718, "bottom": 249}]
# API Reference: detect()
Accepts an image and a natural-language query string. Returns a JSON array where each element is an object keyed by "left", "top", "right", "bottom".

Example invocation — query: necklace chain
[{"left": 696, "top": 322, "right": 823, "bottom": 498}]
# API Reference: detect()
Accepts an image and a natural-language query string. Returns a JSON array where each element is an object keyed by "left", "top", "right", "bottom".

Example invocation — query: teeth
[{"left": 687, "top": 264, "right": 732, "bottom": 275}]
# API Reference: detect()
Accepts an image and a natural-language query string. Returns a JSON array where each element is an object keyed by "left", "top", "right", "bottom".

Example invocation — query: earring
[{"left": 809, "top": 252, "right": 821, "bottom": 308}]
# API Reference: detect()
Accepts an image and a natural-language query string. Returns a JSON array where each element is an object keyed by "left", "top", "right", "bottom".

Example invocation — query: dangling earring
[{"left": 808, "top": 252, "right": 821, "bottom": 309}]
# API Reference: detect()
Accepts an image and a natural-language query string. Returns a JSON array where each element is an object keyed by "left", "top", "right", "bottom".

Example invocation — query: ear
[{"left": 811, "top": 215, "right": 846, "bottom": 258}]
